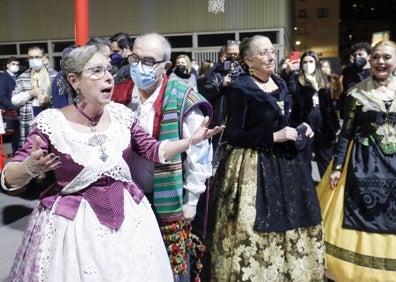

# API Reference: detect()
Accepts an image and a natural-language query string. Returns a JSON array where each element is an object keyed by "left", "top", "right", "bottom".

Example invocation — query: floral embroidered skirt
[{"left": 209, "top": 148, "right": 326, "bottom": 282}]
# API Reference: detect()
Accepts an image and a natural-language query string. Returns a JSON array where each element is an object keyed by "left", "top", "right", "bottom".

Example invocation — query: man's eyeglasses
[
  {"left": 82, "top": 65, "right": 117, "bottom": 80},
  {"left": 128, "top": 53, "right": 164, "bottom": 68}
]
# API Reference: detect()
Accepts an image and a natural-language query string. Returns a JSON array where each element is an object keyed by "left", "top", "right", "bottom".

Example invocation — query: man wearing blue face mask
[
  {"left": 11, "top": 46, "right": 58, "bottom": 149},
  {"left": 125, "top": 32, "right": 214, "bottom": 282}
]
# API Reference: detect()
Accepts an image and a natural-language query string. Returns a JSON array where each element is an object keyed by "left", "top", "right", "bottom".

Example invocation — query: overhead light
[{"left": 295, "top": 41, "right": 301, "bottom": 46}]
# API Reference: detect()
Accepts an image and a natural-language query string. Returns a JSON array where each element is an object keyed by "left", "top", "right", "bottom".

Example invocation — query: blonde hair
[
  {"left": 173, "top": 54, "right": 192, "bottom": 73},
  {"left": 372, "top": 40, "right": 396, "bottom": 76},
  {"left": 372, "top": 40, "right": 396, "bottom": 50}
]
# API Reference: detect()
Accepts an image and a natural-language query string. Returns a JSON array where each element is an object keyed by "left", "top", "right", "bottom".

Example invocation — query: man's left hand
[{"left": 182, "top": 204, "right": 197, "bottom": 222}]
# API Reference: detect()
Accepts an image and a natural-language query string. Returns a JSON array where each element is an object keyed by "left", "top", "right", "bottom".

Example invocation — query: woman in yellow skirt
[{"left": 318, "top": 40, "right": 396, "bottom": 281}]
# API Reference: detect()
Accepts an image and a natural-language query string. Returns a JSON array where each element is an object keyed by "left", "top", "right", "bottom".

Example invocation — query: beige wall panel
[
  {"left": 0, "top": 0, "right": 293, "bottom": 42},
  {"left": 156, "top": 0, "right": 224, "bottom": 34},
  {"left": 89, "top": 0, "right": 139, "bottom": 37},
  {"left": 15, "top": 0, "right": 74, "bottom": 41},
  {"left": 244, "top": 0, "right": 292, "bottom": 29}
]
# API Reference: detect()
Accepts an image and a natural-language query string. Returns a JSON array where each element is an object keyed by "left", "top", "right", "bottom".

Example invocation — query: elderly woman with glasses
[
  {"left": 1, "top": 44, "right": 223, "bottom": 281},
  {"left": 207, "top": 35, "right": 326, "bottom": 281}
]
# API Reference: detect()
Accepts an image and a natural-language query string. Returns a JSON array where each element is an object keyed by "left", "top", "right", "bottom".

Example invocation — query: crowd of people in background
[{"left": 1, "top": 31, "right": 396, "bottom": 281}]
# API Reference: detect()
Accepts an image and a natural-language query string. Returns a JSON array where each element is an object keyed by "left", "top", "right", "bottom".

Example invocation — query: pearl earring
[
  {"left": 73, "top": 88, "right": 81, "bottom": 104},
  {"left": 249, "top": 66, "right": 254, "bottom": 76}
]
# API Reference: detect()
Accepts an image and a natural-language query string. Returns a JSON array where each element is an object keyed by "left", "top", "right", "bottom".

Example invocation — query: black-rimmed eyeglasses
[{"left": 128, "top": 53, "right": 165, "bottom": 68}]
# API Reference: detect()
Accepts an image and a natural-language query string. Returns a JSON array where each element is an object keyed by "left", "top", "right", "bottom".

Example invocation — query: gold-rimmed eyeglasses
[
  {"left": 257, "top": 49, "right": 276, "bottom": 59},
  {"left": 82, "top": 65, "right": 117, "bottom": 80}
]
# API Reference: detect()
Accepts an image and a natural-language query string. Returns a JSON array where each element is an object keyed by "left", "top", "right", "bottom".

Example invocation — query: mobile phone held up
[{"left": 289, "top": 51, "right": 300, "bottom": 61}]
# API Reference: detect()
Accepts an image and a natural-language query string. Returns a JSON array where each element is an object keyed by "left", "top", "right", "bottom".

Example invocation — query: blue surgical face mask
[
  {"left": 130, "top": 62, "right": 161, "bottom": 89},
  {"left": 29, "top": 59, "right": 43, "bottom": 71}
]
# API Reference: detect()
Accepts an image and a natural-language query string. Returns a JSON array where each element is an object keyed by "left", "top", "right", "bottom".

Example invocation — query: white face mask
[
  {"left": 9, "top": 65, "right": 19, "bottom": 73},
  {"left": 303, "top": 63, "right": 316, "bottom": 75},
  {"left": 29, "top": 59, "right": 43, "bottom": 71}
]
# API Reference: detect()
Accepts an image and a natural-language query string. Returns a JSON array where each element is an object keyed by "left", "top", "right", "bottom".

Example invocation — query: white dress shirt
[{"left": 128, "top": 84, "right": 212, "bottom": 205}]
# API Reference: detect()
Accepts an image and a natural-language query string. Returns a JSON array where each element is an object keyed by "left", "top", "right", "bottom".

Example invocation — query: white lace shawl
[
  {"left": 35, "top": 102, "right": 134, "bottom": 194},
  {"left": 350, "top": 77, "right": 396, "bottom": 113}
]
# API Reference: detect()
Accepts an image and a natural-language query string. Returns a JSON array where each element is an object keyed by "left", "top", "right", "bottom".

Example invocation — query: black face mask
[
  {"left": 174, "top": 65, "right": 190, "bottom": 78},
  {"left": 175, "top": 65, "right": 187, "bottom": 74},
  {"left": 354, "top": 57, "right": 367, "bottom": 69}
]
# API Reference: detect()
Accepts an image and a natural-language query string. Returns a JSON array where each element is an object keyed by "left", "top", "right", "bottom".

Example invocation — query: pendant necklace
[{"left": 74, "top": 104, "right": 104, "bottom": 132}]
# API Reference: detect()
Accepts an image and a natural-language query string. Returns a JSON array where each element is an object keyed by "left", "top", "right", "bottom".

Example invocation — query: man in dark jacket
[
  {"left": 339, "top": 42, "right": 371, "bottom": 118},
  {"left": 201, "top": 40, "right": 241, "bottom": 167},
  {"left": 0, "top": 56, "right": 20, "bottom": 153}
]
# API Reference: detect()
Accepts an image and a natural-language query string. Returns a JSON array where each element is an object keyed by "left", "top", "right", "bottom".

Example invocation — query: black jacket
[
  {"left": 0, "top": 72, "right": 18, "bottom": 111},
  {"left": 285, "top": 74, "right": 340, "bottom": 141}
]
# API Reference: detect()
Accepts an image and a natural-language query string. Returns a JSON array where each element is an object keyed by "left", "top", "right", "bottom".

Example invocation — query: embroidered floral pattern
[
  {"left": 88, "top": 134, "right": 108, "bottom": 161},
  {"left": 210, "top": 148, "right": 326, "bottom": 281}
]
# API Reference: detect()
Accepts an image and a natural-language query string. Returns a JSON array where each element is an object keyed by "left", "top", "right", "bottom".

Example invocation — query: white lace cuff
[
  {"left": 1, "top": 165, "right": 26, "bottom": 191},
  {"left": 159, "top": 140, "right": 170, "bottom": 163}
]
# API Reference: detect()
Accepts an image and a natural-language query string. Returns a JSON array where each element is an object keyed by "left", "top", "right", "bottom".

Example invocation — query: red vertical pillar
[{"left": 74, "top": 0, "right": 89, "bottom": 45}]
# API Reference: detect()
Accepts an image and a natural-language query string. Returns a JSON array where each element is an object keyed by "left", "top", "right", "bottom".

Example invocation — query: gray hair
[
  {"left": 86, "top": 37, "right": 111, "bottom": 57},
  {"left": 61, "top": 45, "right": 98, "bottom": 99},
  {"left": 133, "top": 32, "right": 171, "bottom": 61},
  {"left": 239, "top": 35, "right": 271, "bottom": 72}
]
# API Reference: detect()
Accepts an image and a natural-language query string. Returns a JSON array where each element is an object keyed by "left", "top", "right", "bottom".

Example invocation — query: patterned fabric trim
[
  {"left": 326, "top": 241, "right": 396, "bottom": 271},
  {"left": 153, "top": 79, "right": 212, "bottom": 220},
  {"left": 153, "top": 79, "right": 186, "bottom": 219}
]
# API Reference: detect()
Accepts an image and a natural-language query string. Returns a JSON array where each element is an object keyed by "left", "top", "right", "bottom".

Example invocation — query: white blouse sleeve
[{"left": 182, "top": 108, "right": 213, "bottom": 206}]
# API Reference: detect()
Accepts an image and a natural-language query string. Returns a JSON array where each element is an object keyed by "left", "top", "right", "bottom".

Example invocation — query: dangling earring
[
  {"left": 249, "top": 65, "right": 254, "bottom": 76},
  {"left": 73, "top": 88, "right": 81, "bottom": 104}
]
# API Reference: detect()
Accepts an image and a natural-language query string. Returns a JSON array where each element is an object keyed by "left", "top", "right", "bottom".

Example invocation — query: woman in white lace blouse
[{"left": 1, "top": 45, "right": 222, "bottom": 281}]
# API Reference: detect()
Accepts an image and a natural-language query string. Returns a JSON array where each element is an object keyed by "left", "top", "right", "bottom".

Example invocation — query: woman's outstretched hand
[
  {"left": 190, "top": 116, "right": 226, "bottom": 146},
  {"left": 27, "top": 136, "right": 62, "bottom": 174}
]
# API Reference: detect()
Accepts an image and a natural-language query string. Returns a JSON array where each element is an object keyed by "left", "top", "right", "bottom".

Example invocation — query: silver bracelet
[{"left": 24, "top": 156, "right": 40, "bottom": 178}]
